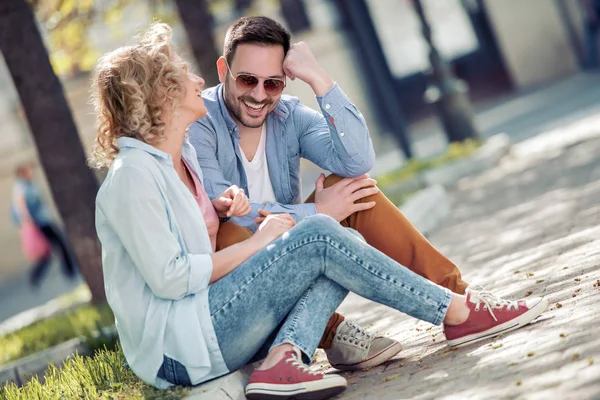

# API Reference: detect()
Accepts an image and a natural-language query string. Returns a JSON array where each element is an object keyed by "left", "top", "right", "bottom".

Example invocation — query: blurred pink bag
[{"left": 20, "top": 221, "right": 51, "bottom": 261}]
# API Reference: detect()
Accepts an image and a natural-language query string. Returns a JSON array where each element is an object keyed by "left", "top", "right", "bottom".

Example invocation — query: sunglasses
[{"left": 224, "top": 59, "right": 286, "bottom": 96}]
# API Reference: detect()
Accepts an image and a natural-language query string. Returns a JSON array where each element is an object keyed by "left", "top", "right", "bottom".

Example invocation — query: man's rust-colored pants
[{"left": 215, "top": 174, "right": 469, "bottom": 348}]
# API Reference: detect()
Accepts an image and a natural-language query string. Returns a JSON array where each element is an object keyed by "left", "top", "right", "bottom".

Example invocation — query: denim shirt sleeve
[
  {"left": 297, "top": 84, "right": 375, "bottom": 177},
  {"left": 98, "top": 165, "right": 213, "bottom": 299},
  {"left": 189, "top": 121, "right": 318, "bottom": 232}
]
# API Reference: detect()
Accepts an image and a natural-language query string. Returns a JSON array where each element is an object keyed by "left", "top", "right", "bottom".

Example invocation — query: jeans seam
[{"left": 273, "top": 283, "right": 313, "bottom": 353}]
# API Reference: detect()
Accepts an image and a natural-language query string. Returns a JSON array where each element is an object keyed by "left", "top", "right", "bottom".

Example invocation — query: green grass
[
  {"left": 0, "top": 344, "right": 190, "bottom": 400},
  {"left": 376, "top": 139, "right": 482, "bottom": 189},
  {"left": 0, "top": 302, "right": 116, "bottom": 366}
]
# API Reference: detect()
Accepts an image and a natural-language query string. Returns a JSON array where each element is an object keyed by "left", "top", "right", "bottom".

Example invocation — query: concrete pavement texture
[{"left": 310, "top": 117, "right": 600, "bottom": 400}]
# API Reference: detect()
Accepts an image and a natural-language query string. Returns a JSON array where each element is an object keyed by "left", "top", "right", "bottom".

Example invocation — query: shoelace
[
  {"left": 469, "top": 285, "right": 519, "bottom": 322},
  {"left": 285, "top": 351, "right": 319, "bottom": 376},
  {"left": 337, "top": 321, "right": 374, "bottom": 347}
]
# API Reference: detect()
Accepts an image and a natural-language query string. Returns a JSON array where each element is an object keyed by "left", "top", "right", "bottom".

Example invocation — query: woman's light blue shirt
[{"left": 95, "top": 137, "right": 228, "bottom": 389}]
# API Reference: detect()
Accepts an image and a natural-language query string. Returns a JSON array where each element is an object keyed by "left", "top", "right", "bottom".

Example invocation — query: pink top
[{"left": 183, "top": 160, "right": 219, "bottom": 252}]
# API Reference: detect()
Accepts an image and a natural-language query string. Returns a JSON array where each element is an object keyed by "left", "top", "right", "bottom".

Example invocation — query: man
[{"left": 189, "top": 16, "right": 537, "bottom": 372}]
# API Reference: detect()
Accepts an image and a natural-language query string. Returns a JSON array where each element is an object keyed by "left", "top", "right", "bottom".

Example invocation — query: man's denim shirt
[
  {"left": 188, "top": 83, "right": 375, "bottom": 230},
  {"left": 95, "top": 138, "right": 228, "bottom": 389}
]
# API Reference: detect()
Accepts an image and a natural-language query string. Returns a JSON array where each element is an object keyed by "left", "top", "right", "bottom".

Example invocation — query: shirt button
[
  {"left": 340, "top": 132, "right": 345, "bottom": 137},
  {"left": 325, "top": 104, "right": 331, "bottom": 110}
]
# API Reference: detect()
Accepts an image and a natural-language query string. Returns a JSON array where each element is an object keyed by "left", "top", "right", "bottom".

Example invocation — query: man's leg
[
  {"left": 305, "top": 174, "right": 469, "bottom": 294},
  {"left": 216, "top": 222, "right": 345, "bottom": 349}
]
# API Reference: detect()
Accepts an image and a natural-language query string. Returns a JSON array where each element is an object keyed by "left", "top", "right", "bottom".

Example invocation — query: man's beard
[{"left": 223, "top": 80, "right": 271, "bottom": 128}]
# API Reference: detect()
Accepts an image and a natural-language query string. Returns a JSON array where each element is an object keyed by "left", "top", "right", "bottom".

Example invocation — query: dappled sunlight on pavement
[{"left": 314, "top": 123, "right": 600, "bottom": 399}]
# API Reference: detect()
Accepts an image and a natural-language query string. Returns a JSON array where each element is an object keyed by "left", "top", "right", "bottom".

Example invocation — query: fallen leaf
[
  {"left": 526, "top": 272, "right": 535, "bottom": 277},
  {"left": 575, "top": 288, "right": 582, "bottom": 293},
  {"left": 556, "top": 303, "right": 563, "bottom": 308},
  {"left": 560, "top": 333, "right": 567, "bottom": 338},
  {"left": 574, "top": 278, "right": 581, "bottom": 282},
  {"left": 572, "top": 353, "right": 580, "bottom": 361},
  {"left": 382, "top": 372, "right": 402, "bottom": 383},
  {"left": 535, "top": 279, "right": 544, "bottom": 284},
  {"left": 589, "top": 357, "right": 594, "bottom": 366},
  {"left": 516, "top": 380, "right": 522, "bottom": 386},
  {"left": 514, "top": 270, "right": 520, "bottom": 274},
  {"left": 508, "top": 362, "right": 519, "bottom": 367},
  {"left": 527, "top": 352, "right": 535, "bottom": 357},
  {"left": 524, "top": 291, "right": 533, "bottom": 297},
  {"left": 563, "top": 266, "right": 569, "bottom": 270},
  {"left": 491, "top": 344, "right": 503, "bottom": 350}
]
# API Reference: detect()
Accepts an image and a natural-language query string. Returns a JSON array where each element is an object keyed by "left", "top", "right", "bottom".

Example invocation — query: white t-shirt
[{"left": 239, "top": 124, "right": 277, "bottom": 204}]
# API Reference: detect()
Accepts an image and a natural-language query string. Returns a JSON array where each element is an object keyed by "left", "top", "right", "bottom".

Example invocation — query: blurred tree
[
  {"left": 174, "top": 0, "right": 221, "bottom": 86},
  {"left": 280, "top": 0, "right": 311, "bottom": 34},
  {"left": 0, "top": 0, "right": 106, "bottom": 304}
]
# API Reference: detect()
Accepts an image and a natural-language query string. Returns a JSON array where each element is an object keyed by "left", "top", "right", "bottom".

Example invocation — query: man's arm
[
  {"left": 297, "top": 85, "right": 375, "bottom": 177},
  {"left": 188, "top": 121, "right": 317, "bottom": 230},
  {"left": 283, "top": 42, "right": 375, "bottom": 177}
]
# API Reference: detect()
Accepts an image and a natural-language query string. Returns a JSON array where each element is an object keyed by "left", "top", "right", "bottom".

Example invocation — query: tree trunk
[
  {"left": 174, "top": 0, "right": 221, "bottom": 87},
  {"left": 0, "top": 0, "right": 106, "bottom": 304}
]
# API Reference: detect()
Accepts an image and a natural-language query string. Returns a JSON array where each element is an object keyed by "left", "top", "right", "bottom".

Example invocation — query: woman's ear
[{"left": 217, "top": 57, "right": 227, "bottom": 84}]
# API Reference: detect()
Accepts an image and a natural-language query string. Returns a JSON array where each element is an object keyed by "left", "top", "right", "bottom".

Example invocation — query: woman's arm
[
  {"left": 209, "top": 213, "right": 296, "bottom": 282},
  {"left": 13, "top": 186, "right": 32, "bottom": 223}
]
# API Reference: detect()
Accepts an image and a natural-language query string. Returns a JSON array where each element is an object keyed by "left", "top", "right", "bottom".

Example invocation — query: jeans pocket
[{"left": 157, "top": 355, "right": 192, "bottom": 386}]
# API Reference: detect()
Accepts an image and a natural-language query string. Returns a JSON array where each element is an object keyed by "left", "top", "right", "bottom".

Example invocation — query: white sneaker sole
[
  {"left": 245, "top": 376, "right": 347, "bottom": 400},
  {"left": 331, "top": 340, "right": 403, "bottom": 371},
  {"left": 447, "top": 297, "right": 549, "bottom": 348}
]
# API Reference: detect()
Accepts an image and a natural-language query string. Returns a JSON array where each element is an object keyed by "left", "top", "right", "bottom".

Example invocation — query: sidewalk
[
  {"left": 318, "top": 118, "right": 600, "bottom": 399},
  {"left": 187, "top": 115, "right": 600, "bottom": 399}
]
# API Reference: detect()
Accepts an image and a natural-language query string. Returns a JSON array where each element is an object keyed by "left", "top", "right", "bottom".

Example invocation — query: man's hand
[
  {"left": 283, "top": 42, "right": 334, "bottom": 96},
  {"left": 313, "top": 174, "right": 378, "bottom": 222},
  {"left": 212, "top": 185, "right": 251, "bottom": 218}
]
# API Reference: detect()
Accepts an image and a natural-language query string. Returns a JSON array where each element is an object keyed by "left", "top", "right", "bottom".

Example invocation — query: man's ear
[{"left": 216, "top": 57, "right": 227, "bottom": 84}]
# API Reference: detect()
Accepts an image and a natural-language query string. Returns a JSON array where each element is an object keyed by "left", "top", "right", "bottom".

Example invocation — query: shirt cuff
[
  {"left": 294, "top": 203, "right": 318, "bottom": 222},
  {"left": 187, "top": 253, "right": 214, "bottom": 294},
  {"left": 316, "top": 83, "right": 351, "bottom": 116}
]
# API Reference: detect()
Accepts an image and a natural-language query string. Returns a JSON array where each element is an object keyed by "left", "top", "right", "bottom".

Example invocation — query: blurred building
[{"left": 0, "top": 0, "right": 596, "bottom": 278}]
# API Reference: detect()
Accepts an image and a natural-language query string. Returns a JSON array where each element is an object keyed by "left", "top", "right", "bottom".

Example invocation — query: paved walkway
[{"left": 314, "top": 117, "right": 600, "bottom": 399}]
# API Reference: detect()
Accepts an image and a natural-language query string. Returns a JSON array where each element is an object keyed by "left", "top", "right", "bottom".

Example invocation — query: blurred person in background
[
  {"left": 582, "top": 0, "right": 600, "bottom": 68},
  {"left": 10, "top": 163, "right": 77, "bottom": 286},
  {"left": 91, "top": 22, "right": 548, "bottom": 400}
]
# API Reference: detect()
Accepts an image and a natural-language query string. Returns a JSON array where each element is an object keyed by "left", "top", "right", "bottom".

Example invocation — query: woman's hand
[
  {"left": 252, "top": 213, "right": 296, "bottom": 247},
  {"left": 212, "top": 185, "right": 251, "bottom": 218}
]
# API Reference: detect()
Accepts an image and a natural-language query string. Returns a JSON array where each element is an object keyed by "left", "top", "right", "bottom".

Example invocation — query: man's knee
[
  {"left": 323, "top": 174, "right": 344, "bottom": 189},
  {"left": 216, "top": 222, "right": 253, "bottom": 250}
]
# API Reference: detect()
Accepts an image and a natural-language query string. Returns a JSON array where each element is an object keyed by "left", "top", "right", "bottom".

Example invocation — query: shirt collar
[{"left": 117, "top": 137, "right": 172, "bottom": 160}]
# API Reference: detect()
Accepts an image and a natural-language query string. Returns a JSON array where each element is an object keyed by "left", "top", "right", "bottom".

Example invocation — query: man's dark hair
[{"left": 224, "top": 16, "right": 291, "bottom": 64}]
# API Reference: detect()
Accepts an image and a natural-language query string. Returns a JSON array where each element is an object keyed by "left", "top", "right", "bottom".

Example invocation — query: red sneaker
[
  {"left": 444, "top": 289, "right": 548, "bottom": 347},
  {"left": 245, "top": 348, "right": 347, "bottom": 400}
]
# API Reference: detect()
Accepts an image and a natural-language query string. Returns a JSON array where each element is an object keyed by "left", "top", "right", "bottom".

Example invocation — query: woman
[
  {"left": 11, "top": 163, "right": 76, "bottom": 286},
  {"left": 91, "top": 23, "right": 547, "bottom": 400}
]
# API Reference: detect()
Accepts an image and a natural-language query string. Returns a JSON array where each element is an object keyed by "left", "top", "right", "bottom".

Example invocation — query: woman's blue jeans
[{"left": 207, "top": 214, "right": 452, "bottom": 372}]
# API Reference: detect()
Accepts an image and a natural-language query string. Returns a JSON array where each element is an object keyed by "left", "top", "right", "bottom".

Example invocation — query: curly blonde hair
[{"left": 89, "top": 22, "right": 187, "bottom": 169}]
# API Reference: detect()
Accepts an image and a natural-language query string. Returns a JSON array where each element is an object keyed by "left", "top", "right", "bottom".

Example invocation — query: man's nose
[{"left": 249, "top": 80, "right": 267, "bottom": 102}]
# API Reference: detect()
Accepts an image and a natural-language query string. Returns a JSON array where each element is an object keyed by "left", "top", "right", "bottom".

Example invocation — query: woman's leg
[
  {"left": 29, "top": 254, "right": 52, "bottom": 286},
  {"left": 216, "top": 221, "right": 347, "bottom": 353},
  {"left": 210, "top": 215, "right": 452, "bottom": 372},
  {"left": 39, "top": 224, "right": 76, "bottom": 277},
  {"left": 208, "top": 253, "right": 348, "bottom": 372}
]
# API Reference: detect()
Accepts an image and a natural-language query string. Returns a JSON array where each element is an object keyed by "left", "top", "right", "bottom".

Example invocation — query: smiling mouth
[{"left": 242, "top": 100, "right": 267, "bottom": 112}]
